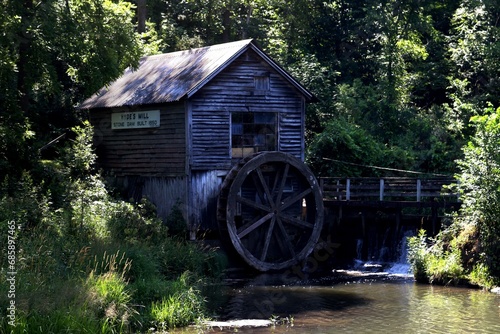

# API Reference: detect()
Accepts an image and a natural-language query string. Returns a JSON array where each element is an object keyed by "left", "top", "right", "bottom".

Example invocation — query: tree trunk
[
  {"left": 17, "top": 0, "right": 35, "bottom": 115},
  {"left": 137, "top": 0, "right": 147, "bottom": 33},
  {"left": 222, "top": 8, "right": 231, "bottom": 42}
]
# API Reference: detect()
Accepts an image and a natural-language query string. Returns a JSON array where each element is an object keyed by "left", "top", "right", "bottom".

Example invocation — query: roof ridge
[{"left": 143, "top": 39, "right": 253, "bottom": 60}]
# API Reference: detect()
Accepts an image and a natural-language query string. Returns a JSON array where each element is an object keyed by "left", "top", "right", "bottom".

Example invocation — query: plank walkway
[
  {"left": 320, "top": 177, "right": 461, "bottom": 234},
  {"left": 320, "top": 177, "right": 459, "bottom": 204}
]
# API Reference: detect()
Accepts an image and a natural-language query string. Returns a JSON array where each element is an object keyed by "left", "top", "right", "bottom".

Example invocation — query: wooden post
[
  {"left": 337, "top": 179, "right": 341, "bottom": 200},
  {"left": 346, "top": 178, "right": 351, "bottom": 201},
  {"left": 432, "top": 201, "right": 438, "bottom": 235},
  {"left": 416, "top": 179, "right": 421, "bottom": 202},
  {"left": 380, "top": 179, "right": 384, "bottom": 201}
]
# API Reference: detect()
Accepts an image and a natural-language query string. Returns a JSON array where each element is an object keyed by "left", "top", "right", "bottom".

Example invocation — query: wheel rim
[{"left": 225, "top": 152, "right": 323, "bottom": 271}]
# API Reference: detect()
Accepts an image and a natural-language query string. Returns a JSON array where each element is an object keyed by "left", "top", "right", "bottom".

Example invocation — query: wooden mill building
[{"left": 79, "top": 39, "right": 315, "bottom": 238}]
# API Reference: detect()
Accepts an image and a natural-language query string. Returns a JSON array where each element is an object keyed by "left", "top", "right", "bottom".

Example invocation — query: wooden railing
[{"left": 320, "top": 177, "right": 459, "bottom": 202}]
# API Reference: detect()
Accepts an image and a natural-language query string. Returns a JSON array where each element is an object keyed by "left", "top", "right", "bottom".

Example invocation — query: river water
[{"left": 175, "top": 269, "right": 500, "bottom": 334}]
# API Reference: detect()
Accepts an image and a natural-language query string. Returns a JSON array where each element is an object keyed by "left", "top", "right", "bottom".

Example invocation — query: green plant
[
  {"left": 87, "top": 271, "right": 136, "bottom": 332},
  {"left": 469, "top": 262, "right": 497, "bottom": 290},
  {"left": 149, "top": 286, "right": 205, "bottom": 330},
  {"left": 408, "top": 229, "right": 465, "bottom": 285},
  {"left": 165, "top": 199, "right": 187, "bottom": 238},
  {"left": 407, "top": 229, "right": 429, "bottom": 283},
  {"left": 107, "top": 200, "right": 167, "bottom": 245}
]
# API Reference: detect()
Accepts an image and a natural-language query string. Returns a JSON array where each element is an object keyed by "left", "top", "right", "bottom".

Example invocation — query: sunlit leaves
[{"left": 456, "top": 104, "right": 500, "bottom": 277}]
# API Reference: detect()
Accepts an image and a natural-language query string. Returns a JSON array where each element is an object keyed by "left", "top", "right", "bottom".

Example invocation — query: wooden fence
[{"left": 320, "top": 177, "right": 459, "bottom": 203}]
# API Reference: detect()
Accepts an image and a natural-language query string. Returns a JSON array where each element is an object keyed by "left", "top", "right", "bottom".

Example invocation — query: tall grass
[
  {"left": 149, "top": 272, "right": 206, "bottom": 331},
  {"left": 0, "top": 123, "right": 227, "bottom": 333}
]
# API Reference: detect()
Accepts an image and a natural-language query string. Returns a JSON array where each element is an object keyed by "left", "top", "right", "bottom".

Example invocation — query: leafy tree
[
  {"left": 455, "top": 104, "right": 500, "bottom": 279},
  {"left": 445, "top": 0, "right": 500, "bottom": 141},
  {"left": 306, "top": 118, "right": 385, "bottom": 177},
  {"left": 0, "top": 0, "right": 144, "bottom": 177}
]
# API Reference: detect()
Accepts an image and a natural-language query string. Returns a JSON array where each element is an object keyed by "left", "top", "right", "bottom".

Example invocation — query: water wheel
[{"left": 217, "top": 152, "right": 324, "bottom": 271}]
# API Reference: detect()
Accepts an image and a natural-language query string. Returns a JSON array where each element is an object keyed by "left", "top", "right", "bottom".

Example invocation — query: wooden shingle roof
[{"left": 79, "top": 39, "right": 314, "bottom": 109}]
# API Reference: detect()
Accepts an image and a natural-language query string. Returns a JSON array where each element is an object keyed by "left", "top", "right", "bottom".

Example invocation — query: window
[
  {"left": 254, "top": 76, "right": 270, "bottom": 91},
  {"left": 231, "top": 112, "right": 277, "bottom": 158}
]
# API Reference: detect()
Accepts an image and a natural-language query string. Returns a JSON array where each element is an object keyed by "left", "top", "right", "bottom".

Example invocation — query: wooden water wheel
[{"left": 217, "top": 152, "right": 324, "bottom": 271}]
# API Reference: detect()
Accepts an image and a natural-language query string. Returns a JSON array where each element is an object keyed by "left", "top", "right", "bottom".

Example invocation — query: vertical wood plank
[
  {"left": 380, "top": 179, "right": 384, "bottom": 201},
  {"left": 417, "top": 179, "right": 421, "bottom": 202},
  {"left": 346, "top": 179, "right": 351, "bottom": 201}
]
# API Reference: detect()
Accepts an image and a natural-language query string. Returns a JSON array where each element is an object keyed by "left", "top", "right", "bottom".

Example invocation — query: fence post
[
  {"left": 379, "top": 179, "right": 384, "bottom": 201},
  {"left": 346, "top": 178, "right": 351, "bottom": 201},
  {"left": 416, "top": 179, "right": 421, "bottom": 202}
]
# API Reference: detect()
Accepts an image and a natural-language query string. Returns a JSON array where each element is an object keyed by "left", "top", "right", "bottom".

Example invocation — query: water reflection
[{"left": 176, "top": 274, "right": 500, "bottom": 334}]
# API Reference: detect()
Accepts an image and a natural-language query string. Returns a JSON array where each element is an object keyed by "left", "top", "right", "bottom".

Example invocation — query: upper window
[
  {"left": 231, "top": 112, "right": 277, "bottom": 158},
  {"left": 254, "top": 76, "right": 270, "bottom": 95}
]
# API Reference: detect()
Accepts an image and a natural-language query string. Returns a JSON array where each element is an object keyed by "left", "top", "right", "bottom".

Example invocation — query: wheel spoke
[
  {"left": 280, "top": 213, "right": 313, "bottom": 229},
  {"left": 260, "top": 216, "right": 276, "bottom": 261},
  {"left": 281, "top": 188, "right": 312, "bottom": 211},
  {"left": 276, "top": 217, "right": 296, "bottom": 259},
  {"left": 251, "top": 170, "right": 268, "bottom": 206},
  {"left": 275, "top": 163, "right": 290, "bottom": 206},
  {"left": 237, "top": 195, "right": 271, "bottom": 212},
  {"left": 237, "top": 212, "right": 274, "bottom": 239},
  {"left": 256, "top": 167, "right": 274, "bottom": 208}
]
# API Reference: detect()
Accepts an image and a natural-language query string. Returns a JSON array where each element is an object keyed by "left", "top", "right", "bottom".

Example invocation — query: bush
[
  {"left": 0, "top": 121, "right": 225, "bottom": 333},
  {"left": 149, "top": 273, "right": 206, "bottom": 330},
  {"left": 107, "top": 199, "right": 167, "bottom": 245},
  {"left": 408, "top": 230, "right": 465, "bottom": 285}
]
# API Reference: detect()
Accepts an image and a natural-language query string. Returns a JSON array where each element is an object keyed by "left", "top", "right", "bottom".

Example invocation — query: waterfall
[
  {"left": 351, "top": 229, "right": 414, "bottom": 275},
  {"left": 386, "top": 229, "right": 414, "bottom": 275}
]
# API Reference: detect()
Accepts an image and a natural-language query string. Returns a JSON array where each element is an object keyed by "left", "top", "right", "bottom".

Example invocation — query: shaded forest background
[
  {"left": 2, "top": 0, "right": 500, "bottom": 178},
  {"left": 1, "top": 2, "right": 500, "bottom": 331}
]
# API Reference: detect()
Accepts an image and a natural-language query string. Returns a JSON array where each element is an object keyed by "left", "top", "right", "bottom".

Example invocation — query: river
[{"left": 174, "top": 269, "right": 500, "bottom": 334}]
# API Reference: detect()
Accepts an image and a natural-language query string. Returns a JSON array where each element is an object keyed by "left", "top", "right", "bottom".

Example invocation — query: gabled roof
[{"left": 78, "top": 39, "right": 314, "bottom": 109}]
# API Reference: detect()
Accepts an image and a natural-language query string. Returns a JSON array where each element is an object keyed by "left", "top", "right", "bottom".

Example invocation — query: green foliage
[
  {"left": 165, "top": 200, "right": 188, "bottom": 239},
  {"left": 408, "top": 104, "right": 500, "bottom": 288},
  {"left": 0, "top": 125, "right": 224, "bottom": 334},
  {"left": 306, "top": 118, "right": 382, "bottom": 176},
  {"left": 149, "top": 273, "right": 206, "bottom": 330},
  {"left": 87, "top": 271, "right": 136, "bottom": 332},
  {"left": 407, "top": 230, "right": 465, "bottom": 285},
  {"left": 455, "top": 104, "right": 500, "bottom": 280},
  {"left": 107, "top": 199, "right": 167, "bottom": 245},
  {"left": 407, "top": 230, "right": 430, "bottom": 283}
]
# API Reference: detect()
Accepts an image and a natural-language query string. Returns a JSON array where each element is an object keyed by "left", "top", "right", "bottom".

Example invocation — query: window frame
[{"left": 230, "top": 111, "right": 278, "bottom": 159}]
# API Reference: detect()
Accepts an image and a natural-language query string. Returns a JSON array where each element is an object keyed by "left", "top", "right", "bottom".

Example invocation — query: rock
[
  {"left": 490, "top": 287, "right": 500, "bottom": 294},
  {"left": 204, "top": 319, "right": 273, "bottom": 328}
]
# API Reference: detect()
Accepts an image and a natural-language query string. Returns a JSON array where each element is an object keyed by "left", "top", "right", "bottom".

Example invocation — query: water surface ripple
[{"left": 182, "top": 273, "right": 500, "bottom": 334}]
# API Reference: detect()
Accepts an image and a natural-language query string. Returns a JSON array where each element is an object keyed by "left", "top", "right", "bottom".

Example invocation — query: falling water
[
  {"left": 352, "top": 229, "right": 414, "bottom": 275},
  {"left": 386, "top": 229, "right": 414, "bottom": 275}
]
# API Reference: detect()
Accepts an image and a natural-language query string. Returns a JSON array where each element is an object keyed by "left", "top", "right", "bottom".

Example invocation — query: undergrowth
[{"left": 0, "top": 123, "right": 227, "bottom": 333}]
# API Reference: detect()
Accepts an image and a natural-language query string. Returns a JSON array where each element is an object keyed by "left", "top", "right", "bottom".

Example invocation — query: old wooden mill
[{"left": 80, "top": 39, "right": 460, "bottom": 272}]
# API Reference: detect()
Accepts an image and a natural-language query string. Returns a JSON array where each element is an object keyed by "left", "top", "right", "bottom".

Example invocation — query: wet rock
[{"left": 204, "top": 319, "right": 273, "bottom": 328}]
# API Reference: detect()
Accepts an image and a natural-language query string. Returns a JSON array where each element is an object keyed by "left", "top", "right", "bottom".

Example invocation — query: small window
[
  {"left": 232, "top": 112, "right": 276, "bottom": 158},
  {"left": 254, "top": 76, "right": 270, "bottom": 93}
]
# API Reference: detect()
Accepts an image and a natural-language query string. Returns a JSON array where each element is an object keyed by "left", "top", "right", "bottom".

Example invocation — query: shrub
[
  {"left": 408, "top": 229, "right": 465, "bottom": 285},
  {"left": 87, "top": 272, "right": 136, "bottom": 332},
  {"left": 149, "top": 273, "right": 206, "bottom": 330},
  {"left": 107, "top": 199, "right": 167, "bottom": 246}
]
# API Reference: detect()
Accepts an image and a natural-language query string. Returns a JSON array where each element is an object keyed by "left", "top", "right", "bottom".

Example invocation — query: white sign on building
[{"left": 111, "top": 110, "right": 160, "bottom": 129}]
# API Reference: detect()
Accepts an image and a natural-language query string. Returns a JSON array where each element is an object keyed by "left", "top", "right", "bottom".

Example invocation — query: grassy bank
[
  {"left": 0, "top": 191, "right": 227, "bottom": 333},
  {"left": 0, "top": 198, "right": 227, "bottom": 333},
  {"left": 407, "top": 106, "right": 500, "bottom": 290},
  {"left": 0, "top": 124, "right": 227, "bottom": 333}
]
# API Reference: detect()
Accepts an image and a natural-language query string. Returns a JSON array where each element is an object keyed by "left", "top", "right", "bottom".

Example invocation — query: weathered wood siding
[
  {"left": 189, "top": 49, "right": 305, "bottom": 171},
  {"left": 142, "top": 177, "right": 187, "bottom": 221},
  {"left": 90, "top": 102, "right": 186, "bottom": 176},
  {"left": 189, "top": 170, "right": 225, "bottom": 231}
]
